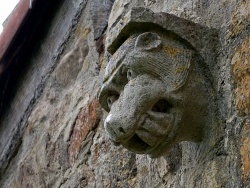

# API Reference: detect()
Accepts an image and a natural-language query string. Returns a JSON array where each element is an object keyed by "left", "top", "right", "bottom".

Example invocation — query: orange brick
[{"left": 232, "top": 37, "right": 250, "bottom": 116}]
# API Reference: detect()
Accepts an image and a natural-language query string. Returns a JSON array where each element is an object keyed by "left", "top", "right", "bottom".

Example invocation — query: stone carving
[{"left": 99, "top": 7, "right": 218, "bottom": 157}]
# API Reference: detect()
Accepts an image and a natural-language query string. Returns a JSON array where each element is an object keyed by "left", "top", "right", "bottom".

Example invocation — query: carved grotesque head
[{"left": 99, "top": 31, "right": 214, "bottom": 158}]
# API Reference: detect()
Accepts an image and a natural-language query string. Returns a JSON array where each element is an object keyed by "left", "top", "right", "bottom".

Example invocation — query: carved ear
[{"left": 135, "top": 32, "right": 162, "bottom": 51}]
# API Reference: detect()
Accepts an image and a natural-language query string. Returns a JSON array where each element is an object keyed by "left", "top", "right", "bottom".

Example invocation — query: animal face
[{"left": 99, "top": 32, "right": 209, "bottom": 157}]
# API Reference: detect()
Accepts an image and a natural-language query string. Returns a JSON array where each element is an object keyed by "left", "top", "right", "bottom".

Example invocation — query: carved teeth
[{"left": 135, "top": 130, "right": 158, "bottom": 147}]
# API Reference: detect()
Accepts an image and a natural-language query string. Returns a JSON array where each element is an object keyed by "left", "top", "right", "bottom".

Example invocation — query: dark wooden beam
[{"left": 0, "top": 0, "right": 62, "bottom": 116}]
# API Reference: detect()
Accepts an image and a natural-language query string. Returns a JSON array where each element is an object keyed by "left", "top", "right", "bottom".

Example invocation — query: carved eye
[
  {"left": 127, "top": 69, "right": 134, "bottom": 81},
  {"left": 152, "top": 99, "right": 172, "bottom": 113},
  {"left": 107, "top": 95, "right": 119, "bottom": 109}
]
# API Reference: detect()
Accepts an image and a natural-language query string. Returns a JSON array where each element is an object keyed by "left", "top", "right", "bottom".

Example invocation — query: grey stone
[
  {"left": 0, "top": 0, "right": 248, "bottom": 187},
  {"left": 99, "top": 8, "right": 218, "bottom": 157},
  {"left": 90, "top": 0, "right": 115, "bottom": 40}
]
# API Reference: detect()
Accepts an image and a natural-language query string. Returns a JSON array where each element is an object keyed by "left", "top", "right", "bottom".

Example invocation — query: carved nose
[{"left": 104, "top": 114, "right": 128, "bottom": 142}]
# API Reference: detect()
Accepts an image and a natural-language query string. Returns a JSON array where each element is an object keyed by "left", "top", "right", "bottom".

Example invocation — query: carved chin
[{"left": 118, "top": 111, "right": 177, "bottom": 156}]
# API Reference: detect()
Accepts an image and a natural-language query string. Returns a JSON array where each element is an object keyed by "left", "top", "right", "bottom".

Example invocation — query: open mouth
[
  {"left": 123, "top": 134, "right": 150, "bottom": 153},
  {"left": 108, "top": 99, "right": 175, "bottom": 154},
  {"left": 109, "top": 133, "right": 150, "bottom": 153},
  {"left": 118, "top": 99, "right": 174, "bottom": 154}
]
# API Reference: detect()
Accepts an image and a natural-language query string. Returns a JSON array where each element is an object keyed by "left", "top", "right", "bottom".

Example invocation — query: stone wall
[{"left": 0, "top": 0, "right": 249, "bottom": 187}]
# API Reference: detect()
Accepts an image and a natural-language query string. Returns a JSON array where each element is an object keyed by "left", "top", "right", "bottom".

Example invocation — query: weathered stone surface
[
  {"left": 232, "top": 36, "right": 250, "bottom": 116},
  {"left": 229, "top": 1, "right": 250, "bottom": 38},
  {"left": 68, "top": 99, "right": 101, "bottom": 165},
  {"left": 106, "top": 7, "right": 218, "bottom": 69},
  {"left": 99, "top": 26, "right": 216, "bottom": 157},
  {"left": 0, "top": 0, "right": 249, "bottom": 187},
  {"left": 90, "top": 0, "right": 115, "bottom": 40},
  {"left": 241, "top": 120, "right": 250, "bottom": 182},
  {"left": 54, "top": 38, "right": 89, "bottom": 89}
]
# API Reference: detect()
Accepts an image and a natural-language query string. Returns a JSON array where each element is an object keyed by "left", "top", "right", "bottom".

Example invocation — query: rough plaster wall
[{"left": 0, "top": 0, "right": 249, "bottom": 187}]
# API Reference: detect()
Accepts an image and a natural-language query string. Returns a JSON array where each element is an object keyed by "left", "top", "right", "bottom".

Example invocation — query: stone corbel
[{"left": 99, "top": 7, "right": 219, "bottom": 157}]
